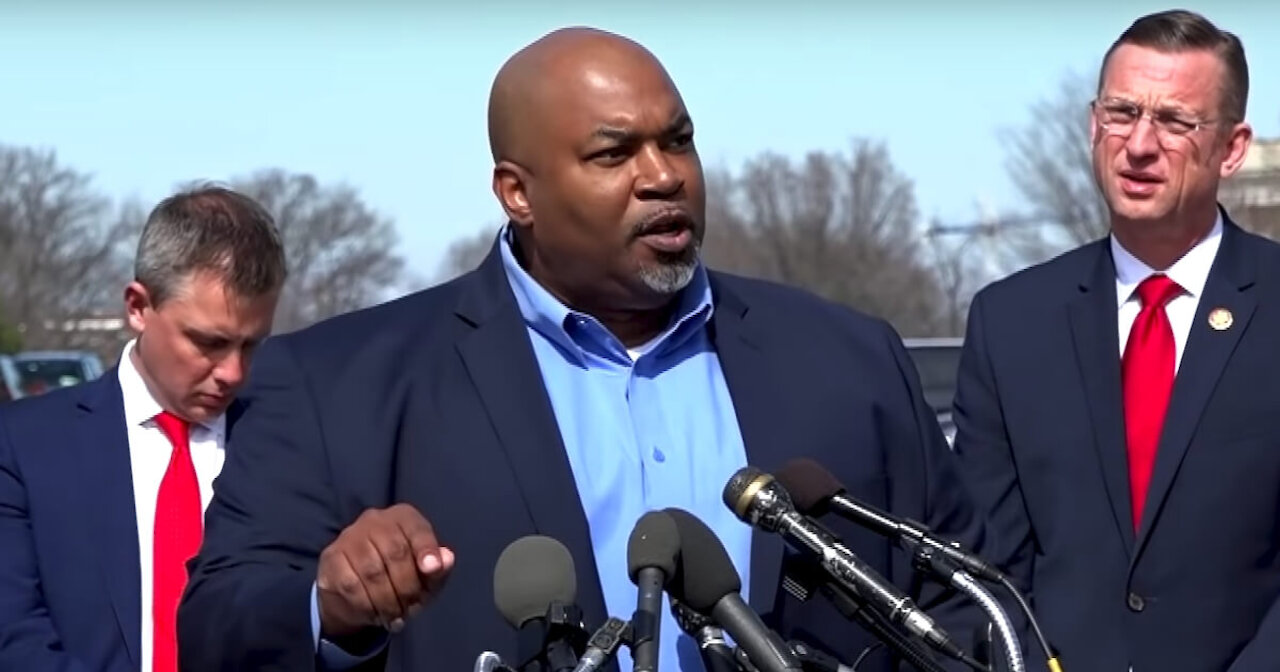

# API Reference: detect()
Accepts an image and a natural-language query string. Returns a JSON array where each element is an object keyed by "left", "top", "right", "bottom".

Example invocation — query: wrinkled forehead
[
  {"left": 532, "top": 55, "right": 690, "bottom": 145},
  {"left": 1100, "top": 45, "right": 1226, "bottom": 114}
]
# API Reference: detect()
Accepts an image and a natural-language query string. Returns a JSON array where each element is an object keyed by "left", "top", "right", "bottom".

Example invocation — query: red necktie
[
  {"left": 152, "top": 411, "right": 202, "bottom": 672},
  {"left": 1122, "top": 274, "right": 1182, "bottom": 532}
]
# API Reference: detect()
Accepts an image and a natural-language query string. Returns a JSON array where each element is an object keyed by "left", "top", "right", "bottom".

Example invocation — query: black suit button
[{"left": 1127, "top": 592, "right": 1145, "bottom": 612}]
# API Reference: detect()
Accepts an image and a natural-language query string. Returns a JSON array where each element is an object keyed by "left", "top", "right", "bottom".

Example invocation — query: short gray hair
[{"left": 135, "top": 184, "right": 287, "bottom": 305}]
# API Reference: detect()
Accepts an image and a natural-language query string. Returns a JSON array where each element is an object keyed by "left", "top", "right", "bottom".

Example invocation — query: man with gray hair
[{"left": 0, "top": 185, "right": 286, "bottom": 672}]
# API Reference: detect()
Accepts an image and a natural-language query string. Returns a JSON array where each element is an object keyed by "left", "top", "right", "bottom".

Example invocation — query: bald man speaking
[{"left": 179, "top": 27, "right": 1000, "bottom": 672}]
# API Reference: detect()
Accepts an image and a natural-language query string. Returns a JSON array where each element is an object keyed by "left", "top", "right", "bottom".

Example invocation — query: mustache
[{"left": 629, "top": 207, "right": 698, "bottom": 238}]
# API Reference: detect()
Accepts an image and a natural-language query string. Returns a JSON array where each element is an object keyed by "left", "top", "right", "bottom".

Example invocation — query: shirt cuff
[{"left": 311, "top": 582, "right": 389, "bottom": 669}]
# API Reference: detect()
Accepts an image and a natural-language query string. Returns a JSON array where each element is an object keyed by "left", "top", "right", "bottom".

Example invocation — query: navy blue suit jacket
[
  {"left": 953, "top": 216, "right": 1280, "bottom": 671},
  {"left": 0, "top": 369, "right": 242, "bottom": 672},
  {"left": 178, "top": 246, "right": 998, "bottom": 672}
]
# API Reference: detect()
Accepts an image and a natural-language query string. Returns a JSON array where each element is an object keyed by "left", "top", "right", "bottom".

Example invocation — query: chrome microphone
[
  {"left": 774, "top": 458, "right": 1005, "bottom": 583},
  {"left": 475, "top": 651, "right": 512, "bottom": 672},
  {"left": 723, "top": 467, "right": 976, "bottom": 669}
]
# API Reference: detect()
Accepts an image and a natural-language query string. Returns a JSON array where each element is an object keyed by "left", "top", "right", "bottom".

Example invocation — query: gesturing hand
[{"left": 316, "top": 503, "right": 455, "bottom": 637}]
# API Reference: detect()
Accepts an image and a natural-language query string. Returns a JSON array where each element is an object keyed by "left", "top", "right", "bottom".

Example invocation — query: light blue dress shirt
[
  {"left": 500, "top": 229, "right": 752, "bottom": 672},
  {"left": 311, "top": 230, "right": 753, "bottom": 672}
]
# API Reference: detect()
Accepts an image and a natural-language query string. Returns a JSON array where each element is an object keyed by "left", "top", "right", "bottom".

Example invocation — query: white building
[{"left": 1223, "top": 138, "right": 1280, "bottom": 207}]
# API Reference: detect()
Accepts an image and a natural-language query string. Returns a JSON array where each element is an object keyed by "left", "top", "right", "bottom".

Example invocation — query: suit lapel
[
  {"left": 449, "top": 254, "right": 798, "bottom": 622},
  {"left": 707, "top": 274, "right": 790, "bottom": 616},
  {"left": 224, "top": 398, "right": 246, "bottom": 432},
  {"left": 72, "top": 373, "right": 142, "bottom": 666},
  {"left": 1066, "top": 242, "right": 1136, "bottom": 555},
  {"left": 452, "top": 247, "right": 607, "bottom": 628},
  {"left": 1133, "top": 219, "right": 1257, "bottom": 557}
]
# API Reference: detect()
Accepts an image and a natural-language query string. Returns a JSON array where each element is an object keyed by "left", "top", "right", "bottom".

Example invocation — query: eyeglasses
[{"left": 1090, "top": 98, "right": 1219, "bottom": 141}]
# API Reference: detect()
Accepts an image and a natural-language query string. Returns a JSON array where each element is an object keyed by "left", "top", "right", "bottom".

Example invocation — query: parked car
[
  {"left": 0, "top": 354, "right": 23, "bottom": 403},
  {"left": 11, "top": 350, "right": 105, "bottom": 396},
  {"left": 902, "top": 337, "right": 963, "bottom": 448}
]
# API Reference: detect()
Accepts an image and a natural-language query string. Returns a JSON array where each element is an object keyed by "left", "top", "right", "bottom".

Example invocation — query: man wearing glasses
[{"left": 952, "top": 9, "right": 1280, "bottom": 672}]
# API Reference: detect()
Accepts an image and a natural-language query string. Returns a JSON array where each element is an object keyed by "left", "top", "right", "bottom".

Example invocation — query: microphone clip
[
  {"left": 787, "top": 640, "right": 851, "bottom": 672},
  {"left": 515, "top": 601, "right": 590, "bottom": 672},
  {"left": 909, "top": 543, "right": 964, "bottom": 588},
  {"left": 585, "top": 617, "right": 635, "bottom": 662}
]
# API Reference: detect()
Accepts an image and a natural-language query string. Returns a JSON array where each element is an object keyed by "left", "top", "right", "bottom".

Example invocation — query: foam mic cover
[
  {"left": 663, "top": 508, "right": 802, "bottom": 672},
  {"left": 627, "top": 510, "right": 681, "bottom": 581},
  {"left": 627, "top": 511, "right": 681, "bottom": 672},
  {"left": 662, "top": 509, "right": 741, "bottom": 611},
  {"left": 493, "top": 535, "right": 578, "bottom": 629},
  {"left": 774, "top": 458, "right": 844, "bottom": 515}
]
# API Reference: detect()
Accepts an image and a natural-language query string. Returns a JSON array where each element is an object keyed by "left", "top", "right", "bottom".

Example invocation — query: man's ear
[
  {"left": 1218, "top": 121, "right": 1254, "bottom": 179},
  {"left": 493, "top": 160, "right": 534, "bottom": 228},
  {"left": 123, "top": 281, "right": 152, "bottom": 334}
]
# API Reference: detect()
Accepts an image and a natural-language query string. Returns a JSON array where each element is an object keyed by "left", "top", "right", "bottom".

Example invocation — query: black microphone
[
  {"left": 661, "top": 508, "right": 803, "bottom": 672},
  {"left": 494, "top": 536, "right": 590, "bottom": 672},
  {"left": 723, "top": 467, "right": 978, "bottom": 670},
  {"left": 775, "top": 458, "right": 1005, "bottom": 583},
  {"left": 627, "top": 511, "right": 680, "bottom": 672},
  {"left": 787, "top": 641, "right": 854, "bottom": 672},
  {"left": 670, "top": 598, "right": 744, "bottom": 672}
]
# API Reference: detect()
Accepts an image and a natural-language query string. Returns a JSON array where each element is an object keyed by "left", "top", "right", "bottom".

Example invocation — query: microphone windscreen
[
  {"left": 774, "top": 458, "right": 844, "bottom": 515},
  {"left": 663, "top": 507, "right": 741, "bottom": 612},
  {"left": 627, "top": 510, "right": 680, "bottom": 581},
  {"left": 493, "top": 535, "right": 577, "bottom": 629}
]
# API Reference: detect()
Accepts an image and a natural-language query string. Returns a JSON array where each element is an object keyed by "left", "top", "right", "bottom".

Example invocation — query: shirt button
[
  {"left": 652, "top": 448, "right": 666, "bottom": 463},
  {"left": 1126, "top": 592, "right": 1145, "bottom": 612}
]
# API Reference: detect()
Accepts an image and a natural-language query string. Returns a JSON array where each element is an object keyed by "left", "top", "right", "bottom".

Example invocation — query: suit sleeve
[
  {"left": 1227, "top": 598, "right": 1280, "bottom": 671},
  {"left": 878, "top": 321, "right": 1011, "bottom": 655},
  {"left": 0, "top": 413, "right": 95, "bottom": 672},
  {"left": 177, "top": 337, "right": 387, "bottom": 672},
  {"left": 948, "top": 292, "right": 1041, "bottom": 661}
]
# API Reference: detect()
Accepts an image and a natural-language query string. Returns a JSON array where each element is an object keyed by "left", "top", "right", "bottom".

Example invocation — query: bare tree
[
  {"left": 228, "top": 170, "right": 406, "bottom": 332},
  {"left": 996, "top": 70, "right": 1109, "bottom": 270},
  {"left": 922, "top": 222, "right": 994, "bottom": 337},
  {"left": 705, "top": 142, "right": 959, "bottom": 336},
  {"left": 0, "top": 302, "right": 21, "bottom": 354},
  {"left": 694, "top": 167, "right": 754, "bottom": 271},
  {"left": 0, "top": 145, "right": 137, "bottom": 350},
  {"left": 435, "top": 225, "right": 502, "bottom": 283}
]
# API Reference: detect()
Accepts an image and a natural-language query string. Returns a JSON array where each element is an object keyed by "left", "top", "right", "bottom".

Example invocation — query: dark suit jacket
[
  {"left": 0, "top": 370, "right": 243, "bottom": 672},
  {"left": 178, "top": 246, "right": 999, "bottom": 672},
  {"left": 952, "top": 215, "right": 1280, "bottom": 671}
]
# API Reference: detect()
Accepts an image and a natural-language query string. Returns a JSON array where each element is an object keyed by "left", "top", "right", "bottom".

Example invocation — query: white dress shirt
[
  {"left": 117, "top": 339, "right": 226, "bottom": 672},
  {"left": 1112, "top": 213, "right": 1223, "bottom": 373}
]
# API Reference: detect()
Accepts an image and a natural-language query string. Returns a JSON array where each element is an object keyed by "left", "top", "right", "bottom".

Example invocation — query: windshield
[
  {"left": 15, "top": 359, "right": 89, "bottom": 394},
  {"left": 905, "top": 345, "right": 962, "bottom": 414}
]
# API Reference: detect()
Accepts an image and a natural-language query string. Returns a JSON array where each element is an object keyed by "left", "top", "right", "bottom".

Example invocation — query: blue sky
[{"left": 4, "top": 1, "right": 1277, "bottom": 286}]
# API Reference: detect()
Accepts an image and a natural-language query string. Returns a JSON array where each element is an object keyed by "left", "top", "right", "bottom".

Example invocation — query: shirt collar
[
  {"left": 1112, "top": 210, "right": 1223, "bottom": 306},
  {"left": 498, "top": 225, "right": 714, "bottom": 362},
  {"left": 117, "top": 338, "right": 226, "bottom": 436}
]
